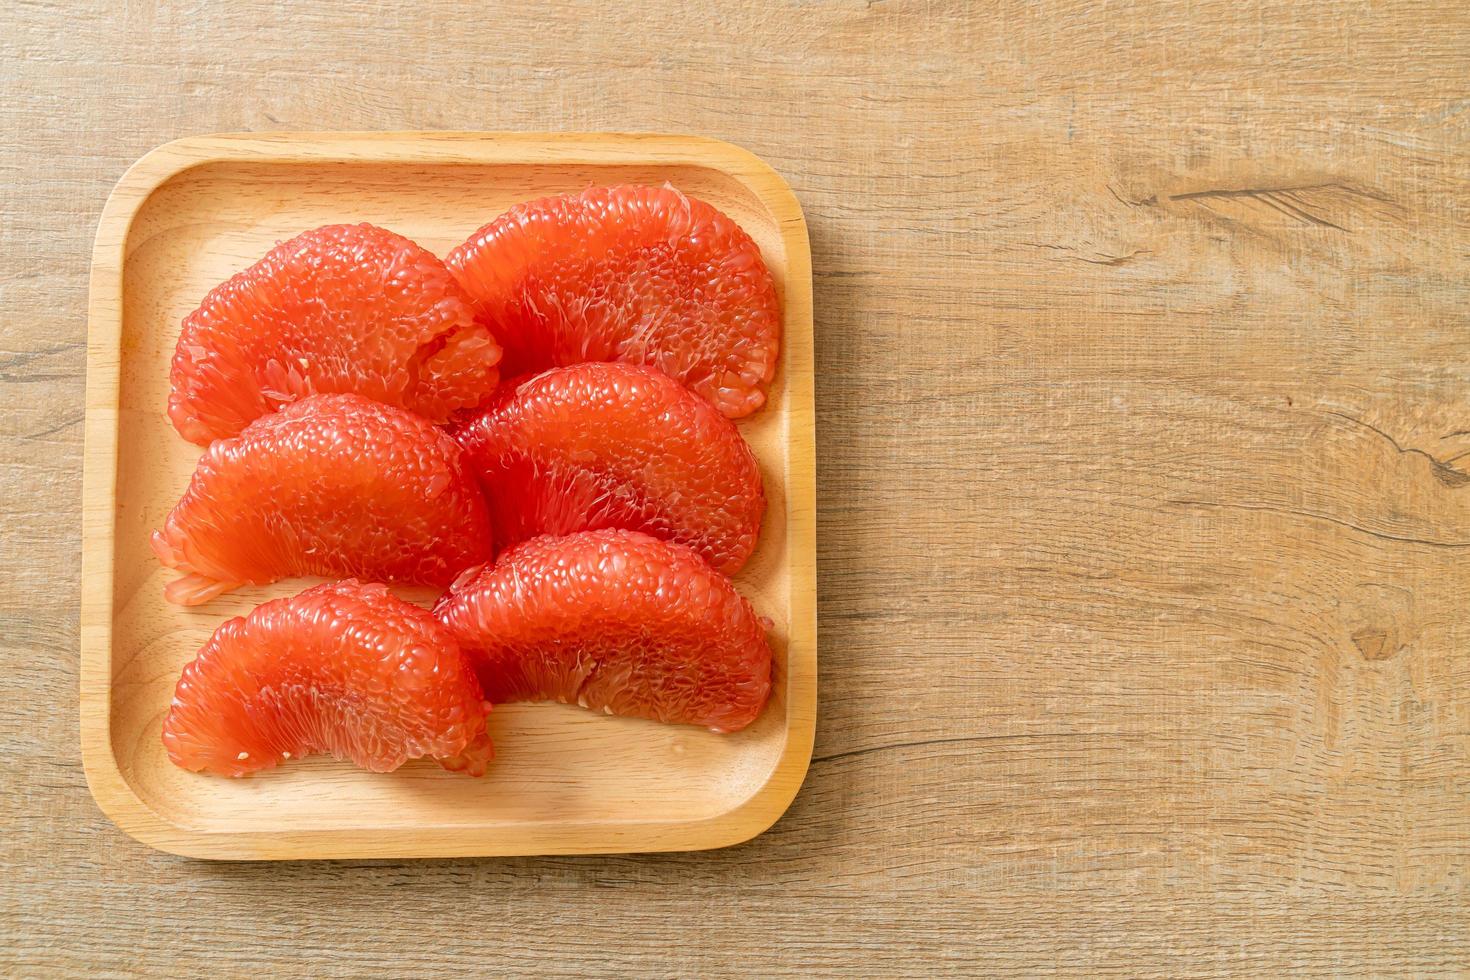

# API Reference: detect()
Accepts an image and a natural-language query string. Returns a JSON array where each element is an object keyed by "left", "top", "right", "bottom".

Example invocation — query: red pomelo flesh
[
  {"left": 152, "top": 393, "right": 493, "bottom": 605},
  {"left": 453, "top": 362, "right": 764, "bottom": 575},
  {"left": 433, "top": 530, "right": 772, "bottom": 733},
  {"left": 445, "top": 185, "right": 779, "bottom": 418},
  {"left": 168, "top": 223, "right": 501, "bottom": 445},
  {"left": 162, "top": 579, "right": 493, "bottom": 777}
]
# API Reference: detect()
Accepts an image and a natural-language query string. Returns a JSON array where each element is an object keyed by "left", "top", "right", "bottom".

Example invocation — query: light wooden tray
[{"left": 80, "top": 132, "right": 816, "bottom": 860}]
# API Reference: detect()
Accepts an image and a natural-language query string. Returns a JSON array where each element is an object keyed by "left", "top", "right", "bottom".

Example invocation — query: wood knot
[
  {"left": 1342, "top": 584, "right": 1412, "bottom": 661},
  {"left": 1350, "top": 628, "right": 1397, "bottom": 661}
]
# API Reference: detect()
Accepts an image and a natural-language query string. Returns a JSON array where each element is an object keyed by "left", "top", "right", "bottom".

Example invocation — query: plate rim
[{"left": 79, "top": 131, "right": 817, "bottom": 859}]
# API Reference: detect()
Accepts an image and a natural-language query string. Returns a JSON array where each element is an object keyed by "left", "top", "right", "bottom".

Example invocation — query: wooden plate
[{"left": 80, "top": 132, "right": 816, "bottom": 859}]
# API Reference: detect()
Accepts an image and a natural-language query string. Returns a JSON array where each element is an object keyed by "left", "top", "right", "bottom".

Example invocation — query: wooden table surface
[{"left": 5, "top": 1, "right": 1468, "bottom": 975}]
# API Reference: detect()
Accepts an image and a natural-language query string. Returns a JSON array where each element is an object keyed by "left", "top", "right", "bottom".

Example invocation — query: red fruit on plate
[
  {"left": 168, "top": 222, "right": 501, "bottom": 445},
  {"left": 152, "top": 393, "right": 492, "bottom": 605},
  {"left": 445, "top": 184, "right": 780, "bottom": 418},
  {"left": 453, "top": 362, "right": 764, "bottom": 575},
  {"left": 162, "top": 579, "right": 493, "bottom": 777},
  {"left": 433, "top": 529, "right": 773, "bottom": 733}
]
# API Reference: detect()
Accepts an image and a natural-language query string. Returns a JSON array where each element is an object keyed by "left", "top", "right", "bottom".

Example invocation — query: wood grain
[
  {"left": 4, "top": 0, "right": 1469, "bottom": 975},
  {"left": 81, "top": 132, "right": 816, "bottom": 859}
]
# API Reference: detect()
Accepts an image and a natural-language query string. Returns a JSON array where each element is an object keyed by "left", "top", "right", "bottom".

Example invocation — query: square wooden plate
[{"left": 80, "top": 132, "right": 816, "bottom": 859}]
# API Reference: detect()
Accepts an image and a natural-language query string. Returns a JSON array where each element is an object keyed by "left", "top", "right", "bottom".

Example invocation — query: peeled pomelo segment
[
  {"left": 433, "top": 529, "right": 772, "bottom": 733},
  {"left": 453, "top": 362, "right": 764, "bottom": 575},
  {"left": 153, "top": 393, "right": 493, "bottom": 605},
  {"left": 168, "top": 222, "right": 501, "bottom": 445},
  {"left": 445, "top": 185, "right": 780, "bottom": 418},
  {"left": 162, "top": 579, "right": 493, "bottom": 777}
]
